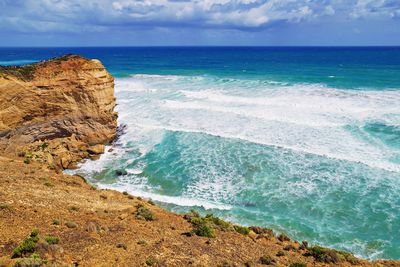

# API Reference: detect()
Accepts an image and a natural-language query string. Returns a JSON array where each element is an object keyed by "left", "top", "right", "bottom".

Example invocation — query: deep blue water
[
  {"left": 1, "top": 47, "right": 400, "bottom": 89},
  {"left": 1, "top": 47, "right": 400, "bottom": 260}
]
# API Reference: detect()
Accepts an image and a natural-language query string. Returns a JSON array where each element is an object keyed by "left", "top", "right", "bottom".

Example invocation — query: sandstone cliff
[{"left": 0, "top": 55, "right": 117, "bottom": 168}]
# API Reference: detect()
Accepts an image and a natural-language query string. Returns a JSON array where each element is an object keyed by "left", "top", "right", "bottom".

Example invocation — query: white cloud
[
  {"left": 0, "top": 0, "right": 399, "bottom": 34},
  {"left": 350, "top": 0, "right": 400, "bottom": 19}
]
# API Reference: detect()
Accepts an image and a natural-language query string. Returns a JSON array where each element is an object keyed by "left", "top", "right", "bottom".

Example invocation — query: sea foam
[{"left": 72, "top": 74, "right": 400, "bottom": 260}]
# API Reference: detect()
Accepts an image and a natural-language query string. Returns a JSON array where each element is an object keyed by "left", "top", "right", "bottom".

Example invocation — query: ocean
[{"left": 1, "top": 47, "right": 400, "bottom": 259}]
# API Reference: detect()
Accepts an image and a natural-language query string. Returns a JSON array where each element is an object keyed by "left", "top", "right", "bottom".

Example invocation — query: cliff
[
  {"left": 0, "top": 55, "right": 117, "bottom": 169},
  {"left": 0, "top": 56, "right": 399, "bottom": 267}
]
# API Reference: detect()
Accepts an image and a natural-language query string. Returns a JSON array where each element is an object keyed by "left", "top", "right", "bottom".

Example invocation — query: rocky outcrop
[{"left": 0, "top": 55, "right": 117, "bottom": 168}]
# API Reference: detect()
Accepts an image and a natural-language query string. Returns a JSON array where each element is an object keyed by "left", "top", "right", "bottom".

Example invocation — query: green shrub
[
  {"left": 12, "top": 230, "right": 40, "bottom": 258},
  {"left": 137, "top": 240, "right": 147, "bottom": 245},
  {"left": 24, "top": 152, "right": 33, "bottom": 164},
  {"left": 43, "top": 181, "right": 54, "bottom": 187},
  {"left": 233, "top": 225, "right": 250, "bottom": 235},
  {"left": 205, "top": 214, "right": 233, "bottom": 231},
  {"left": 184, "top": 210, "right": 250, "bottom": 238},
  {"left": 136, "top": 204, "right": 155, "bottom": 221},
  {"left": 193, "top": 223, "right": 215, "bottom": 238},
  {"left": 306, "top": 246, "right": 340, "bottom": 263},
  {"left": 30, "top": 229, "right": 39, "bottom": 238},
  {"left": 0, "top": 203, "right": 11, "bottom": 210},
  {"left": 44, "top": 236, "right": 59, "bottom": 245},
  {"left": 145, "top": 256, "right": 157, "bottom": 266},
  {"left": 39, "top": 142, "right": 49, "bottom": 151},
  {"left": 259, "top": 256, "right": 274, "bottom": 265},
  {"left": 276, "top": 251, "right": 285, "bottom": 257},
  {"left": 68, "top": 206, "right": 80, "bottom": 212},
  {"left": 52, "top": 219, "right": 60, "bottom": 225}
]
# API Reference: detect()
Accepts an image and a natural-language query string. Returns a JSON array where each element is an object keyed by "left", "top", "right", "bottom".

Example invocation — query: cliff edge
[
  {"left": 0, "top": 55, "right": 117, "bottom": 169},
  {"left": 0, "top": 56, "right": 399, "bottom": 267}
]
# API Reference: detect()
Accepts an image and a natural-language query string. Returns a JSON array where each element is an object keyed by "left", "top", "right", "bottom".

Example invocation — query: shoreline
[{"left": 1, "top": 55, "right": 399, "bottom": 266}]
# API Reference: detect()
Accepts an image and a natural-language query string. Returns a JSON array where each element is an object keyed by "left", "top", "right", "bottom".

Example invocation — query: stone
[{"left": 87, "top": 144, "right": 105, "bottom": 155}]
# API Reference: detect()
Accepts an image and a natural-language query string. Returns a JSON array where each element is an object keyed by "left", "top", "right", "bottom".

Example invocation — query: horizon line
[{"left": 1, "top": 45, "right": 400, "bottom": 48}]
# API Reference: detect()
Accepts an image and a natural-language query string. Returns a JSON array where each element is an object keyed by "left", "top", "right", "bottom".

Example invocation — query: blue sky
[{"left": 0, "top": 0, "right": 399, "bottom": 46}]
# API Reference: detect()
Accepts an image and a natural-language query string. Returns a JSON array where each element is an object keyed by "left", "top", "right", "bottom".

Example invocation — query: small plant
[
  {"left": 276, "top": 251, "right": 285, "bottom": 257},
  {"left": 0, "top": 203, "right": 11, "bottom": 210},
  {"left": 23, "top": 152, "right": 33, "bottom": 164},
  {"left": 299, "top": 240, "right": 308, "bottom": 249},
  {"left": 193, "top": 223, "right": 215, "bottom": 238},
  {"left": 68, "top": 206, "right": 80, "bottom": 212},
  {"left": 204, "top": 214, "right": 233, "bottom": 231},
  {"left": 123, "top": 191, "right": 128, "bottom": 195},
  {"left": 135, "top": 204, "right": 155, "bottom": 221},
  {"left": 145, "top": 256, "right": 158, "bottom": 266},
  {"left": 277, "top": 233, "right": 290, "bottom": 242},
  {"left": 306, "top": 246, "right": 340, "bottom": 263},
  {"left": 44, "top": 181, "right": 54, "bottom": 187},
  {"left": 52, "top": 219, "right": 60, "bottom": 225},
  {"left": 30, "top": 229, "right": 39, "bottom": 238},
  {"left": 30, "top": 253, "right": 41, "bottom": 259},
  {"left": 44, "top": 236, "right": 59, "bottom": 245},
  {"left": 12, "top": 230, "right": 40, "bottom": 258},
  {"left": 137, "top": 240, "right": 147, "bottom": 245},
  {"left": 184, "top": 210, "right": 251, "bottom": 238},
  {"left": 233, "top": 225, "right": 250, "bottom": 235},
  {"left": 259, "top": 256, "right": 274, "bottom": 265},
  {"left": 289, "top": 263, "right": 306, "bottom": 267},
  {"left": 148, "top": 199, "right": 155, "bottom": 205},
  {"left": 39, "top": 142, "right": 49, "bottom": 151},
  {"left": 284, "top": 244, "right": 296, "bottom": 251}
]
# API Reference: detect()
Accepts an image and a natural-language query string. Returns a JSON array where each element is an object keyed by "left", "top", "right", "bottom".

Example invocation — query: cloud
[
  {"left": 350, "top": 0, "right": 400, "bottom": 19},
  {"left": 0, "top": 0, "right": 399, "bottom": 35}
]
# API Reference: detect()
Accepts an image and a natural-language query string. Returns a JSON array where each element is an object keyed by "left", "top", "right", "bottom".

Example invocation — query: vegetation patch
[
  {"left": 184, "top": 210, "right": 251, "bottom": 238},
  {"left": 305, "top": 246, "right": 359, "bottom": 264},
  {"left": 0, "top": 203, "right": 12, "bottom": 210},
  {"left": 43, "top": 181, "right": 54, "bottom": 187},
  {"left": 277, "top": 233, "right": 290, "bottom": 242},
  {"left": 135, "top": 204, "right": 155, "bottom": 221},
  {"left": 68, "top": 206, "right": 80, "bottom": 212},
  {"left": 233, "top": 225, "right": 250, "bottom": 235},
  {"left": 12, "top": 229, "right": 40, "bottom": 258},
  {"left": 0, "top": 64, "right": 37, "bottom": 81},
  {"left": 276, "top": 251, "right": 285, "bottom": 257},
  {"left": 39, "top": 142, "right": 49, "bottom": 151},
  {"left": 145, "top": 256, "right": 158, "bottom": 266},
  {"left": 44, "top": 236, "right": 59, "bottom": 245},
  {"left": 289, "top": 263, "right": 307, "bottom": 267},
  {"left": 259, "top": 255, "right": 274, "bottom": 265}
]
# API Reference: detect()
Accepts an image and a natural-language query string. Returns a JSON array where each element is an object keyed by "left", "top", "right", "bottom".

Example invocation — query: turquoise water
[{"left": 1, "top": 47, "right": 400, "bottom": 259}]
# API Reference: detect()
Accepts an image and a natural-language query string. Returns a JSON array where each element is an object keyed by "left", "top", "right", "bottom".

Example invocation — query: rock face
[{"left": 0, "top": 55, "right": 117, "bottom": 168}]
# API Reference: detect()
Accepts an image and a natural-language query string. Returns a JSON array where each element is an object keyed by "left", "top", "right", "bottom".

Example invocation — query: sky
[{"left": 0, "top": 0, "right": 399, "bottom": 46}]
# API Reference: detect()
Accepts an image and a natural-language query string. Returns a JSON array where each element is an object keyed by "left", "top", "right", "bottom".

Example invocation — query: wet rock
[
  {"left": 87, "top": 144, "right": 105, "bottom": 155},
  {"left": 115, "top": 169, "right": 128, "bottom": 176}
]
